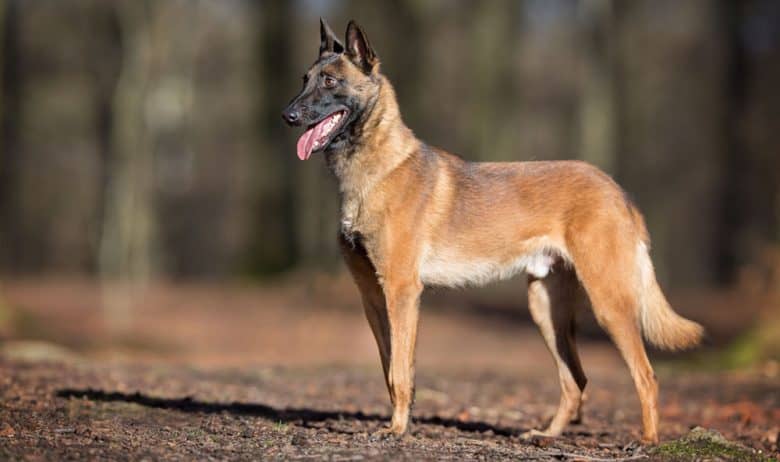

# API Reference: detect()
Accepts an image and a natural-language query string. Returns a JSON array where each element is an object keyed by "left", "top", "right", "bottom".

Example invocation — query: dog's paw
[
  {"left": 369, "top": 426, "right": 405, "bottom": 442},
  {"left": 520, "top": 428, "right": 558, "bottom": 440},
  {"left": 640, "top": 434, "right": 659, "bottom": 445}
]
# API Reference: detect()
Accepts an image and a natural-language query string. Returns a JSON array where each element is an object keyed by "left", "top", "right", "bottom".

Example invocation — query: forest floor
[{"left": 0, "top": 277, "right": 778, "bottom": 460}]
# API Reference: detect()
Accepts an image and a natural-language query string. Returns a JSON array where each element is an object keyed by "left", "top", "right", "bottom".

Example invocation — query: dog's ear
[
  {"left": 345, "top": 20, "right": 378, "bottom": 74},
  {"left": 320, "top": 18, "right": 344, "bottom": 55}
]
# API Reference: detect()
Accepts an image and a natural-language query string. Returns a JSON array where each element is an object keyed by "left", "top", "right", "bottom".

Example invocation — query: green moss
[
  {"left": 272, "top": 421, "right": 289, "bottom": 433},
  {"left": 722, "top": 331, "right": 765, "bottom": 369},
  {"left": 651, "top": 428, "right": 776, "bottom": 462},
  {"left": 657, "top": 323, "right": 780, "bottom": 374}
]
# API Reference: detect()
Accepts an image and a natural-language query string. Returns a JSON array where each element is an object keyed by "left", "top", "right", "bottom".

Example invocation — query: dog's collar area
[{"left": 341, "top": 226, "right": 362, "bottom": 248}]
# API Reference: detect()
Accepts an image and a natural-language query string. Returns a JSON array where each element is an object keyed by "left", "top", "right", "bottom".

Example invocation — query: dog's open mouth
[{"left": 296, "top": 110, "right": 348, "bottom": 160}]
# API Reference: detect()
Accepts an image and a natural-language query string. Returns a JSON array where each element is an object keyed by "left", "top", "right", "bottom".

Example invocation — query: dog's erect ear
[
  {"left": 320, "top": 18, "right": 344, "bottom": 55},
  {"left": 345, "top": 20, "right": 378, "bottom": 73}
]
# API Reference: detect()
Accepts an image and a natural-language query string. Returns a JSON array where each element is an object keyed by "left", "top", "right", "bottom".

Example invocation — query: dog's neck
[{"left": 326, "top": 75, "right": 420, "bottom": 233}]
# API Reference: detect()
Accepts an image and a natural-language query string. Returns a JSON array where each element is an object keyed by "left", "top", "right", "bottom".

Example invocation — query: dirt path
[
  {"left": 0, "top": 279, "right": 778, "bottom": 460},
  {"left": 1, "top": 358, "right": 777, "bottom": 461}
]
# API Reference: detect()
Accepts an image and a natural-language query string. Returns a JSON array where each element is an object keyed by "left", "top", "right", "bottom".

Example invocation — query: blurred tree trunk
[
  {"left": 727, "top": 0, "right": 780, "bottom": 366},
  {"left": 578, "top": 0, "right": 617, "bottom": 174},
  {"left": 87, "top": 2, "right": 122, "bottom": 274},
  {"left": 723, "top": 0, "right": 780, "bottom": 279},
  {"left": 99, "top": 0, "right": 158, "bottom": 325},
  {"left": 614, "top": 0, "right": 728, "bottom": 288},
  {"left": 0, "top": 0, "right": 19, "bottom": 268},
  {"left": 0, "top": 0, "right": 5, "bottom": 258},
  {"left": 247, "top": 0, "right": 298, "bottom": 275},
  {"left": 0, "top": 0, "right": 8, "bottom": 335},
  {"left": 468, "top": 0, "right": 517, "bottom": 161}
]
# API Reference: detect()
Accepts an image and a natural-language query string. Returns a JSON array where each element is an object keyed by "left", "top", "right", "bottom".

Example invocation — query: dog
[{"left": 282, "top": 19, "right": 703, "bottom": 444}]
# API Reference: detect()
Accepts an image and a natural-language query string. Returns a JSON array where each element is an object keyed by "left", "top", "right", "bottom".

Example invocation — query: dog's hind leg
[
  {"left": 584, "top": 280, "right": 659, "bottom": 443},
  {"left": 569, "top": 234, "right": 660, "bottom": 444},
  {"left": 523, "top": 263, "right": 588, "bottom": 439},
  {"left": 588, "top": 285, "right": 659, "bottom": 444}
]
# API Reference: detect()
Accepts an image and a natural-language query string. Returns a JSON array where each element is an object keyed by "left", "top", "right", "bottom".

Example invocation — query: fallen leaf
[
  {"left": 0, "top": 423, "right": 15, "bottom": 437},
  {"left": 765, "top": 427, "right": 778, "bottom": 445}
]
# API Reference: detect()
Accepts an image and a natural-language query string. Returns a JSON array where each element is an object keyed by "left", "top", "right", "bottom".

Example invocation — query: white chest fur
[{"left": 340, "top": 193, "right": 361, "bottom": 236}]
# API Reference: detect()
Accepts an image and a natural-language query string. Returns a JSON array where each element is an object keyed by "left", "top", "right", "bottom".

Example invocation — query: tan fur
[
  {"left": 299, "top": 24, "right": 703, "bottom": 444},
  {"left": 636, "top": 242, "right": 705, "bottom": 350}
]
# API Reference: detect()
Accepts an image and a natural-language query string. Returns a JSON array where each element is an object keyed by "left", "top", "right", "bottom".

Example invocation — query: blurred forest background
[
  {"left": 1, "top": 4, "right": 779, "bottom": 458},
  {"left": 0, "top": 0, "right": 778, "bottom": 360}
]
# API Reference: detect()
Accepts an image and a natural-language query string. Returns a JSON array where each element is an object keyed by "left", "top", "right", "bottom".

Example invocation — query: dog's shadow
[{"left": 56, "top": 388, "right": 521, "bottom": 437}]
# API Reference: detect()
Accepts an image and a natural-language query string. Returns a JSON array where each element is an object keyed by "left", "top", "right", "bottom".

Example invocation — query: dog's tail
[{"left": 636, "top": 241, "right": 704, "bottom": 350}]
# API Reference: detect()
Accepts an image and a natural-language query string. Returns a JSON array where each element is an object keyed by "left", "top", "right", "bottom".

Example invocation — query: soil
[{"left": 0, "top": 278, "right": 778, "bottom": 460}]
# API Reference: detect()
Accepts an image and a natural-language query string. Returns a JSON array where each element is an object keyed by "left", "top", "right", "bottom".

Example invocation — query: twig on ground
[{"left": 541, "top": 450, "right": 647, "bottom": 461}]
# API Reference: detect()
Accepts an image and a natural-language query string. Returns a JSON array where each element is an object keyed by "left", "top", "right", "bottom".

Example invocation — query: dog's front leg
[
  {"left": 340, "top": 233, "right": 423, "bottom": 436},
  {"left": 382, "top": 276, "right": 422, "bottom": 436},
  {"left": 339, "top": 235, "right": 391, "bottom": 389}
]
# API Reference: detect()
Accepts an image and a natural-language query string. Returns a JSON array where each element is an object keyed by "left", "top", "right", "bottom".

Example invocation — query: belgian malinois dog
[{"left": 282, "top": 19, "right": 703, "bottom": 444}]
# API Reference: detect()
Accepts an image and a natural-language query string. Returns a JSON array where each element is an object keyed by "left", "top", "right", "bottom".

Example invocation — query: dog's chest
[{"left": 340, "top": 194, "right": 361, "bottom": 237}]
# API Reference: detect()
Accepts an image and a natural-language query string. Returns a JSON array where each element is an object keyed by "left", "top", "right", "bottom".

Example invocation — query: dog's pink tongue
[
  {"left": 296, "top": 128, "right": 315, "bottom": 160},
  {"left": 295, "top": 116, "right": 331, "bottom": 160}
]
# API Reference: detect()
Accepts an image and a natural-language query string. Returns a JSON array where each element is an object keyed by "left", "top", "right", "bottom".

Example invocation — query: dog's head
[{"left": 282, "top": 19, "right": 381, "bottom": 160}]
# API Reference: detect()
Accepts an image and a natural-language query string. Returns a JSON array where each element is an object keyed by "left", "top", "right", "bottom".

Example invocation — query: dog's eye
[{"left": 323, "top": 76, "right": 338, "bottom": 89}]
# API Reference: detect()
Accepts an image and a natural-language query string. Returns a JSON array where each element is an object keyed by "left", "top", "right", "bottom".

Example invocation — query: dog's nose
[{"left": 282, "top": 108, "right": 301, "bottom": 125}]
